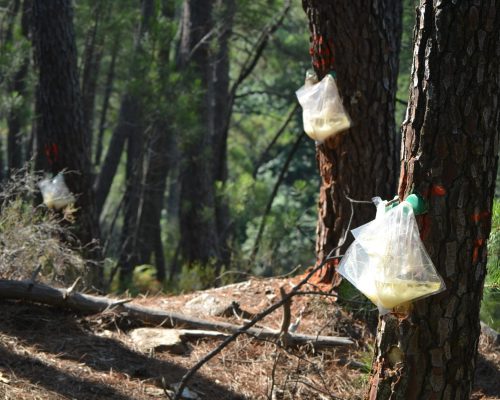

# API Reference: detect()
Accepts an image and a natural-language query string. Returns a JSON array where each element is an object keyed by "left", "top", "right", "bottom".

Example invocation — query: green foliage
[
  {"left": 480, "top": 199, "right": 500, "bottom": 330},
  {"left": 177, "top": 260, "right": 217, "bottom": 292},
  {"left": 481, "top": 288, "right": 500, "bottom": 331},
  {"left": 396, "top": 0, "right": 418, "bottom": 126},
  {"left": 486, "top": 198, "right": 500, "bottom": 287},
  {"left": 6, "top": 0, "right": 498, "bottom": 305}
]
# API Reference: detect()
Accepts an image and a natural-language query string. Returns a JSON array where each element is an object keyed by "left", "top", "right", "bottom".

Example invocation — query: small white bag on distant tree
[{"left": 38, "top": 173, "right": 76, "bottom": 210}]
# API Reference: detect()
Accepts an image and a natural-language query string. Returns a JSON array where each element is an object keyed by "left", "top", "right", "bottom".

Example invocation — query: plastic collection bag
[
  {"left": 296, "top": 73, "right": 352, "bottom": 142},
  {"left": 338, "top": 201, "right": 445, "bottom": 314},
  {"left": 38, "top": 173, "right": 75, "bottom": 210}
]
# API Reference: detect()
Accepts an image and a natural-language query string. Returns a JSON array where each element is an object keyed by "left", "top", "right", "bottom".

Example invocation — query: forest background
[{"left": 0, "top": 0, "right": 498, "bottom": 326}]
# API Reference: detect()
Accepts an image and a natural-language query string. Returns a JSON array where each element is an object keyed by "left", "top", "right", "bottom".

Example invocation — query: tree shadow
[
  {"left": 0, "top": 344, "right": 137, "bottom": 400},
  {"left": 0, "top": 300, "right": 246, "bottom": 400}
]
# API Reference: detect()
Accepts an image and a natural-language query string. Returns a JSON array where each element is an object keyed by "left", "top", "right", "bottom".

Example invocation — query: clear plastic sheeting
[
  {"left": 296, "top": 74, "right": 352, "bottom": 142},
  {"left": 38, "top": 173, "right": 76, "bottom": 210},
  {"left": 338, "top": 201, "right": 445, "bottom": 314}
]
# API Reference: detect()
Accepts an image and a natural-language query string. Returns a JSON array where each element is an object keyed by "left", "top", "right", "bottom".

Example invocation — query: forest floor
[{"left": 0, "top": 277, "right": 498, "bottom": 400}]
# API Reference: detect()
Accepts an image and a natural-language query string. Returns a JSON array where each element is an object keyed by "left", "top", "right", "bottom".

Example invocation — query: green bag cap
[{"left": 405, "top": 193, "right": 428, "bottom": 215}]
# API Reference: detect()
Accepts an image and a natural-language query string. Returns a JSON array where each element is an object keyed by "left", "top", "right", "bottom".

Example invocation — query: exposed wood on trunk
[
  {"left": 0, "top": 279, "right": 353, "bottom": 348},
  {"left": 302, "top": 0, "right": 402, "bottom": 285},
  {"left": 368, "top": 2, "right": 500, "bottom": 399}
]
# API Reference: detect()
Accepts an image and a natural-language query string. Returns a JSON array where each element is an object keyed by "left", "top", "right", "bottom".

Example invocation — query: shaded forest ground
[{"left": 0, "top": 277, "right": 498, "bottom": 400}]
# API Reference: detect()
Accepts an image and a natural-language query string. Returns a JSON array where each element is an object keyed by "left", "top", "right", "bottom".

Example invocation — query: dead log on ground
[{"left": 0, "top": 279, "right": 353, "bottom": 348}]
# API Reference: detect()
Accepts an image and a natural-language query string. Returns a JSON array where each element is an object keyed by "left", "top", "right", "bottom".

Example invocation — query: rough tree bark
[
  {"left": 32, "top": 0, "right": 102, "bottom": 285},
  {"left": 302, "top": 1, "right": 402, "bottom": 283},
  {"left": 368, "top": 1, "right": 500, "bottom": 399}
]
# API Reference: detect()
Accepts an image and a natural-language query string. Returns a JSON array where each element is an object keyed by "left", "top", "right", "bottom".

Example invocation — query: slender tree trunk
[
  {"left": 135, "top": 121, "right": 172, "bottom": 281},
  {"left": 251, "top": 132, "right": 306, "bottom": 261},
  {"left": 177, "top": 0, "right": 221, "bottom": 267},
  {"left": 32, "top": 0, "right": 102, "bottom": 286},
  {"left": 94, "top": 0, "right": 153, "bottom": 216},
  {"left": 368, "top": 2, "right": 500, "bottom": 399},
  {"left": 80, "top": 0, "right": 108, "bottom": 150},
  {"left": 302, "top": 0, "right": 402, "bottom": 283},
  {"left": 211, "top": 0, "right": 235, "bottom": 269},
  {"left": 94, "top": 33, "right": 119, "bottom": 167},
  {"left": 4, "top": 0, "right": 30, "bottom": 174},
  {"left": 116, "top": 0, "right": 155, "bottom": 287},
  {"left": 0, "top": 0, "right": 20, "bottom": 47},
  {"left": 130, "top": 1, "right": 177, "bottom": 283}
]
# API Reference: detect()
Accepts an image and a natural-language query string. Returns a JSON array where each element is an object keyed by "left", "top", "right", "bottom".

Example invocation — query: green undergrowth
[
  {"left": 481, "top": 198, "right": 500, "bottom": 331},
  {"left": 0, "top": 169, "right": 86, "bottom": 285}
]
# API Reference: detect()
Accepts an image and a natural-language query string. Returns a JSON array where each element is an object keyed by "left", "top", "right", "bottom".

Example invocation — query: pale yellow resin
[
  {"left": 361, "top": 279, "right": 442, "bottom": 310},
  {"left": 304, "top": 112, "right": 351, "bottom": 141}
]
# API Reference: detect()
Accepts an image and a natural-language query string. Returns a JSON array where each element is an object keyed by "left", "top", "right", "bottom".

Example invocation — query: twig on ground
[
  {"left": 63, "top": 277, "right": 81, "bottom": 299},
  {"left": 29, "top": 264, "right": 42, "bottom": 285},
  {"left": 279, "top": 286, "right": 292, "bottom": 347},
  {"left": 171, "top": 193, "right": 361, "bottom": 399},
  {"left": 267, "top": 352, "right": 281, "bottom": 400}
]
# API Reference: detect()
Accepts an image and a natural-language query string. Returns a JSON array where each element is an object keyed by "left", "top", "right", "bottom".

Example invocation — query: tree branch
[
  {"left": 252, "top": 103, "right": 299, "bottom": 178},
  {"left": 0, "top": 279, "right": 352, "bottom": 349},
  {"left": 250, "top": 131, "right": 305, "bottom": 261}
]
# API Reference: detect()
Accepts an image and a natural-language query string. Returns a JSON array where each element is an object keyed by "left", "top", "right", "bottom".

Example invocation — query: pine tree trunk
[
  {"left": 211, "top": 0, "right": 235, "bottom": 269},
  {"left": 6, "top": 0, "right": 30, "bottom": 173},
  {"left": 94, "top": 33, "right": 119, "bottom": 167},
  {"left": 116, "top": 0, "right": 156, "bottom": 287},
  {"left": 133, "top": 1, "right": 177, "bottom": 281},
  {"left": 302, "top": 0, "right": 402, "bottom": 283},
  {"left": 94, "top": 0, "right": 153, "bottom": 216},
  {"left": 368, "top": 2, "right": 500, "bottom": 399},
  {"left": 80, "top": 1, "right": 108, "bottom": 150},
  {"left": 32, "top": 0, "right": 102, "bottom": 285},
  {"left": 177, "top": 0, "right": 221, "bottom": 267}
]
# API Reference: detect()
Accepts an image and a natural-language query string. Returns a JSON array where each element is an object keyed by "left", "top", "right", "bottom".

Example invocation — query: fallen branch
[
  {"left": 172, "top": 194, "right": 357, "bottom": 399},
  {"left": 0, "top": 279, "right": 352, "bottom": 349}
]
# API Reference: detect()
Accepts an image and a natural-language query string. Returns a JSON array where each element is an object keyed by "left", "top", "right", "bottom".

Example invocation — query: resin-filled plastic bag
[
  {"left": 38, "top": 173, "right": 75, "bottom": 210},
  {"left": 338, "top": 201, "right": 445, "bottom": 314},
  {"left": 296, "top": 74, "right": 352, "bottom": 142}
]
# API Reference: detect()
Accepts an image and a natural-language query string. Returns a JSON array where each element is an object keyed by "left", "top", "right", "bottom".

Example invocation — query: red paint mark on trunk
[
  {"left": 422, "top": 184, "right": 446, "bottom": 198},
  {"left": 471, "top": 211, "right": 490, "bottom": 223},
  {"left": 472, "top": 239, "right": 485, "bottom": 264},
  {"left": 430, "top": 184, "right": 446, "bottom": 196},
  {"left": 44, "top": 143, "right": 59, "bottom": 165}
]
